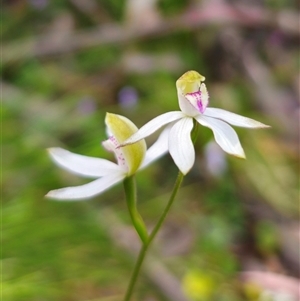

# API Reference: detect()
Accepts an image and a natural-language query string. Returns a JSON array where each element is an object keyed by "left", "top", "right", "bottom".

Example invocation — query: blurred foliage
[{"left": 3, "top": 0, "right": 299, "bottom": 300}]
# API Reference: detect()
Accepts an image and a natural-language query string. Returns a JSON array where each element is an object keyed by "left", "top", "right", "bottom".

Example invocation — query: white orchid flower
[
  {"left": 46, "top": 113, "right": 168, "bottom": 200},
  {"left": 121, "top": 70, "right": 270, "bottom": 175}
]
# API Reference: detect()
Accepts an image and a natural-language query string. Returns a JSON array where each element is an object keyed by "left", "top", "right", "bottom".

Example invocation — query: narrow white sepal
[
  {"left": 169, "top": 117, "right": 195, "bottom": 175},
  {"left": 45, "top": 172, "right": 125, "bottom": 200},
  {"left": 48, "top": 148, "right": 120, "bottom": 178},
  {"left": 204, "top": 108, "right": 270, "bottom": 128},
  {"left": 196, "top": 115, "right": 246, "bottom": 158},
  {"left": 122, "top": 111, "right": 185, "bottom": 146}
]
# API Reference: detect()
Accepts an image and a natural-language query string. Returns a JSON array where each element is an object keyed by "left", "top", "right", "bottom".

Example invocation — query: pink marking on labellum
[
  {"left": 103, "top": 136, "right": 128, "bottom": 171},
  {"left": 186, "top": 91, "right": 206, "bottom": 114}
]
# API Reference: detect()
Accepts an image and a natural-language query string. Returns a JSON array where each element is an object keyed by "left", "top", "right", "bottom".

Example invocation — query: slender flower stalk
[
  {"left": 121, "top": 70, "right": 270, "bottom": 175},
  {"left": 124, "top": 171, "right": 184, "bottom": 301},
  {"left": 123, "top": 175, "right": 148, "bottom": 244}
]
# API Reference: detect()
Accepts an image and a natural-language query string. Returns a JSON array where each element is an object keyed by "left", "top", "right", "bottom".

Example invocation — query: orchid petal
[
  {"left": 140, "top": 125, "right": 171, "bottom": 169},
  {"left": 48, "top": 148, "right": 120, "bottom": 178},
  {"left": 122, "top": 111, "right": 185, "bottom": 146},
  {"left": 204, "top": 108, "right": 270, "bottom": 128},
  {"left": 196, "top": 115, "right": 246, "bottom": 158},
  {"left": 46, "top": 172, "right": 125, "bottom": 200},
  {"left": 169, "top": 117, "right": 195, "bottom": 175}
]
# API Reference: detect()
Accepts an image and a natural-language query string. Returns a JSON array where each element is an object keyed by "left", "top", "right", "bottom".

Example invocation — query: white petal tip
[
  {"left": 180, "top": 168, "right": 191, "bottom": 175},
  {"left": 226, "top": 147, "right": 246, "bottom": 159},
  {"left": 45, "top": 191, "right": 65, "bottom": 201},
  {"left": 45, "top": 190, "right": 88, "bottom": 201},
  {"left": 250, "top": 122, "right": 271, "bottom": 129},
  {"left": 229, "top": 150, "right": 246, "bottom": 159},
  {"left": 248, "top": 121, "right": 271, "bottom": 129},
  {"left": 118, "top": 138, "right": 136, "bottom": 147},
  {"left": 45, "top": 191, "right": 59, "bottom": 200},
  {"left": 234, "top": 154, "right": 246, "bottom": 159},
  {"left": 47, "top": 147, "right": 62, "bottom": 155},
  {"left": 261, "top": 124, "right": 271, "bottom": 128},
  {"left": 47, "top": 147, "right": 58, "bottom": 151}
]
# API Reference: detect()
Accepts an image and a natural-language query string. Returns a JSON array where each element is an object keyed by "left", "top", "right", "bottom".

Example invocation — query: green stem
[
  {"left": 148, "top": 171, "right": 184, "bottom": 245},
  {"left": 123, "top": 240, "right": 148, "bottom": 301},
  {"left": 123, "top": 171, "right": 184, "bottom": 301},
  {"left": 124, "top": 176, "right": 149, "bottom": 244}
]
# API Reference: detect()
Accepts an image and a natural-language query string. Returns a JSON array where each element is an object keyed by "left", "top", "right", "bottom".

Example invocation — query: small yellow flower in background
[
  {"left": 182, "top": 270, "right": 216, "bottom": 300},
  {"left": 243, "top": 282, "right": 262, "bottom": 300}
]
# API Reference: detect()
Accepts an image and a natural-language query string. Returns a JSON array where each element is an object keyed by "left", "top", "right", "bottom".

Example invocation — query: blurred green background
[{"left": 2, "top": 0, "right": 299, "bottom": 300}]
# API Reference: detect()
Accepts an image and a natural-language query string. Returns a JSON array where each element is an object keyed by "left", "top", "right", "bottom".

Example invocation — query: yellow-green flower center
[{"left": 176, "top": 70, "right": 205, "bottom": 94}]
